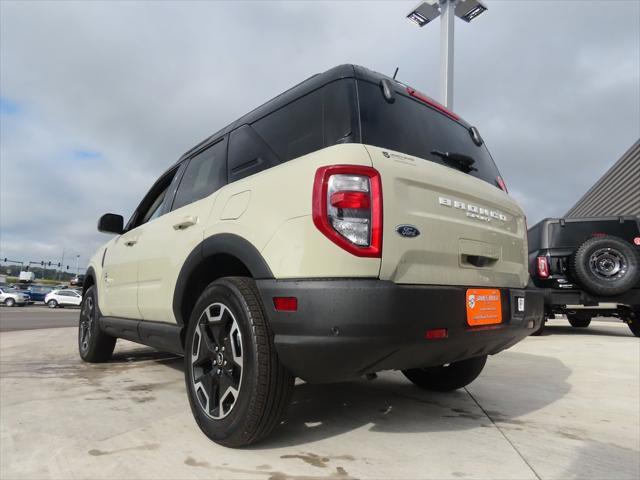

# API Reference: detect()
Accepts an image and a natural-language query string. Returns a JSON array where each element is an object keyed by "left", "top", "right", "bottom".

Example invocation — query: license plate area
[{"left": 466, "top": 289, "right": 502, "bottom": 326}]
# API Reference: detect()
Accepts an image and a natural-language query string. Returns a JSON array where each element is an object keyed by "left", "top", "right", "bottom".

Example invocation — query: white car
[
  {"left": 44, "top": 289, "right": 82, "bottom": 308},
  {"left": 0, "top": 287, "right": 30, "bottom": 307}
]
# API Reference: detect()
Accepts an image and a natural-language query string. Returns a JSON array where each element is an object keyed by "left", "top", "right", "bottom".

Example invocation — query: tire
[
  {"left": 184, "top": 277, "right": 294, "bottom": 448},
  {"left": 571, "top": 235, "right": 640, "bottom": 296},
  {"left": 4, "top": 298, "right": 15, "bottom": 307},
  {"left": 403, "top": 355, "right": 487, "bottom": 392},
  {"left": 47, "top": 300, "right": 58, "bottom": 308},
  {"left": 567, "top": 314, "right": 591, "bottom": 328},
  {"left": 78, "top": 286, "right": 116, "bottom": 362}
]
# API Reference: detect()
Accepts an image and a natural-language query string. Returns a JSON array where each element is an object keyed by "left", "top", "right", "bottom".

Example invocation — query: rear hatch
[
  {"left": 368, "top": 146, "right": 528, "bottom": 288},
  {"left": 357, "top": 79, "right": 528, "bottom": 288}
]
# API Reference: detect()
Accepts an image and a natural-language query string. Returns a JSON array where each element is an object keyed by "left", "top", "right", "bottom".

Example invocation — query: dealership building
[{"left": 565, "top": 139, "right": 640, "bottom": 217}]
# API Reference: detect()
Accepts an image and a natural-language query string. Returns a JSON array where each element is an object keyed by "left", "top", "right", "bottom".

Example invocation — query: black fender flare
[
  {"left": 172, "top": 233, "right": 274, "bottom": 326},
  {"left": 83, "top": 266, "right": 97, "bottom": 295}
]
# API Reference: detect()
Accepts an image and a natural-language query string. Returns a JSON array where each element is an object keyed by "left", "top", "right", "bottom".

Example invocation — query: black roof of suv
[{"left": 179, "top": 64, "right": 472, "bottom": 162}]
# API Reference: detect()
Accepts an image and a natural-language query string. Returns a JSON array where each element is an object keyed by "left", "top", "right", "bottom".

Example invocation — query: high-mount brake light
[
  {"left": 312, "top": 165, "right": 382, "bottom": 258},
  {"left": 406, "top": 87, "right": 460, "bottom": 121},
  {"left": 496, "top": 176, "right": 508, "bottom": 193},
  {"left": 537, "top": 256, "right": 550, "bottom": 279}
]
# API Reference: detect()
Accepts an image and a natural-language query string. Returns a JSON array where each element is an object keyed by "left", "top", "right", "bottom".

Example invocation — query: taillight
[
  {"left": 496, "top": 176, "right": 508, "bottom": 193},
  {"left": 312, "top": 165, "right": 382, "bottom": 257},
  {"left": 537, "top": 256, "right": 550, "bottom": 279}
]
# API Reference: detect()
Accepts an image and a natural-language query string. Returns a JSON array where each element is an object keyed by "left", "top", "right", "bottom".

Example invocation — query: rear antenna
[{"left": 393, "top": 67, "right": 399, "bottom": 80}]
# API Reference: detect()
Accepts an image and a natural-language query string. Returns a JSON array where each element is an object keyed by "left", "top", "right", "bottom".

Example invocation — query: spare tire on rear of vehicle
[{"left": 571, "top": 235, "right": 640, "bottom": 297}]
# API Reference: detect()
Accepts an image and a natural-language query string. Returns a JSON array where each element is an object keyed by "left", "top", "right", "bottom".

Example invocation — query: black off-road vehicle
[{"left": 528, "top": 216, "right": 640, "bottom": 336}]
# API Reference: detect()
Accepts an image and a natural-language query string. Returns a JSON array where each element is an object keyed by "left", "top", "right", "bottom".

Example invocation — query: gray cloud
[{"left": 1, "top": 0, "right": 639, "bottom": 266}]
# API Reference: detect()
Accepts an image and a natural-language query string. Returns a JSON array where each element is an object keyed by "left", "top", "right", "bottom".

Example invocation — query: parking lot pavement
[
  {"left": 1, "top": 320, "right": 638, "bottom": 480},
  {"left": 0, "top": 305, "right": 79, "bottom": 332}
]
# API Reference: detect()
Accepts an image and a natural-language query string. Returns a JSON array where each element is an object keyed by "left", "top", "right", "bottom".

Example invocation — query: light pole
[
  {"left": 76, "top": 255, "right": 80, "bottom": 275},
  {"left": 58, "top": 248, "right": 65, "bottom": 281},
  {"left": 406, "top": 0, "right": 488, "bottom": 109}
]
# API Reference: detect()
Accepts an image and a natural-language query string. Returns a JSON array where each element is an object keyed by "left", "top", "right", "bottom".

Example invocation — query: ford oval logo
[{"left": 396, "top": 224, "right": 420, "bottom": 238}]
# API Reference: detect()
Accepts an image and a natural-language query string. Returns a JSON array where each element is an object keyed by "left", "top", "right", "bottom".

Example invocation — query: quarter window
[
  {"left": 252, "top": 89, "right": 324, "bottom": 162},
  {"left": 227, "top": 125, "right": 279, "bottom": 183},
  {"left": 251, "top": 79, "right": 357, "bottom": 165}
]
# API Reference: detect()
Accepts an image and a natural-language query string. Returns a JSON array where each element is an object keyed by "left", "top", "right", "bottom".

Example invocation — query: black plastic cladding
[{"left": 171, "top": 233, "right": 274, "bottom": 326}]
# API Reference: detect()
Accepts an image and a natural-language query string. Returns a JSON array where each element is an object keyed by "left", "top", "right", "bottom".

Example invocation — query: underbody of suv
[{"left": 79, "top": 64, "right": 543, "bottom": 447}]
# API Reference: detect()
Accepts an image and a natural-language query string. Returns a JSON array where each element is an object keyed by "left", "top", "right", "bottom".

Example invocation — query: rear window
[{"left": 358, "top": 80, "right": 502, "bottom": 187}]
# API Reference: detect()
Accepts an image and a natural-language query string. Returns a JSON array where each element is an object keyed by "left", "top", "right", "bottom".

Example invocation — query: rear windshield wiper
[{"left": 431, "top": 150, "right": 478, "bottom": 173}]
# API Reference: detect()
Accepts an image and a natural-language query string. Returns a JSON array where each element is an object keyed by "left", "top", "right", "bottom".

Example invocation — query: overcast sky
[{"left": 1, "top": 0, "right": 639, "bottom": 269}]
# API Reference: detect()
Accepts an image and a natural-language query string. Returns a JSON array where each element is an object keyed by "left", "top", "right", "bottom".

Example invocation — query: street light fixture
[
  {"left": 455, "top": 0, "right": 487, "bottom": 23},
  {"left": 406, "top": 0, "right": 440, "bottom": 27},
  {"left": 406, "top": 0, "right": 488, "bottom": 109}
]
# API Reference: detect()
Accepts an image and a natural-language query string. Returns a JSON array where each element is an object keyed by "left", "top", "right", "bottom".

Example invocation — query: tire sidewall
[
  {"left": 78, "top": 286, "right": 101, "bottom": 360},
  {"left": 184, "top": 280, "right": 260, "bottom": 444},
  {"left": 48, "top": 300, "right": 57, "bottom": 308},
  {"left": 5, "top": 298, "right": 15, "bottom": 307},
  {"left": 573, "top": 236, "right": 640, "bottom": 296}
]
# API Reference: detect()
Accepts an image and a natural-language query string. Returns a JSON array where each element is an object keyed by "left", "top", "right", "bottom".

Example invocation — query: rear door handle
[{"left": 173, "top": 216, "right": 198, "bottom": 230}]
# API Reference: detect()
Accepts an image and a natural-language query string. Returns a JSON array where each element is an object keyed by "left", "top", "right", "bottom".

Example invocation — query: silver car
[{"left": 0, "top": 287, "right": 31, "bottom": 307}]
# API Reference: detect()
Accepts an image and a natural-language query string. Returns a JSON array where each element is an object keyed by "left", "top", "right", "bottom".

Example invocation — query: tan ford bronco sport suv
[{"left": 79, "top": 65, "right": 543, "bottom": 447}]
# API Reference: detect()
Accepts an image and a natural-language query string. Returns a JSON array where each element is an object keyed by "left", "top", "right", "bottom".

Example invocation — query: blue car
[{"left": 24, "top": 285, "right": 52, "bottom": 303}]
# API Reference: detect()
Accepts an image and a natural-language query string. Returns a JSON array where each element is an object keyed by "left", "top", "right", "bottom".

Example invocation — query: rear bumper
[{"left": 257, "top": 279, "right": 544, "bottom": 383}]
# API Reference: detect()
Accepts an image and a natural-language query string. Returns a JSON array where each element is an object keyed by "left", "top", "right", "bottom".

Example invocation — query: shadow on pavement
[
  {"left": 109, "top": 345, "right": 183, "bottom": 370},
  {"left": 543, "top": 324, "right": 633, "bottom": 338},
  {"left": 249, "top": 351, "right": 572, "bottom": 449},
  {"left": 104, "top": 346, "right": 574, "bottom": 449}
]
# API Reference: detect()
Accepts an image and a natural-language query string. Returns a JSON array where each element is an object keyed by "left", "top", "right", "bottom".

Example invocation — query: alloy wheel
[
  {"left": 191, "top": 302, "right": 243, "bottom": 420},
  {"left": 79, "top": 296, "right": 94, "bottom": 353}
]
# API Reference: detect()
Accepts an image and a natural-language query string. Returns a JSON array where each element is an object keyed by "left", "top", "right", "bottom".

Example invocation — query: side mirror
[{"left": 97, "top": 213, "right": 124, "bottom": 234}]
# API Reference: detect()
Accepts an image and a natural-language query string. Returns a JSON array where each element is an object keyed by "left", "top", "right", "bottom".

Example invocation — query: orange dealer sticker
[{"left": 466, "top": 289, "right": 502, "bottom": 326}]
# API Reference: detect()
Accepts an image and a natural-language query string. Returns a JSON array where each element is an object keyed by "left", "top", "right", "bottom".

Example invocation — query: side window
[
  {"left": 141, "top": 186, "right": 168, "bottom": 224},
  {"left": 227, "top": 125, "right": 280, "bottom": 183},
  {"left": 252, "top": 89, "right": 323, "bottom": 162},
  {"left": 172, "top": 138, "right": 228, "bottom": 210},
  {"left": 126, "top": 164, "right": 181, "bottom": 231}
]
